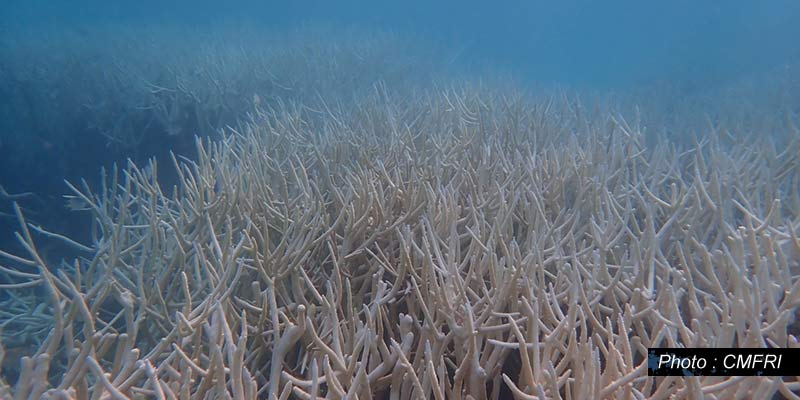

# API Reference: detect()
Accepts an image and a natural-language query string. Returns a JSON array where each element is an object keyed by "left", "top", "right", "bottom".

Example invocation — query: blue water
[{"left": 4, "top": 0, "right": 800, "bottom": 87}]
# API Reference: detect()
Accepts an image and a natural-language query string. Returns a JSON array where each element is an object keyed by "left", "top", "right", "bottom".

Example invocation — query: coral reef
[
  {"left": 1, "top": 87, "right": 800, "bottom": 399},
  {"left": 0, "top": 26, "right": 447, "bottom": 259}
]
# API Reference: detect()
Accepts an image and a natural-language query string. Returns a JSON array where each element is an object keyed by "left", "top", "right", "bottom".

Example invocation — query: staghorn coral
[
  {"left": 0, "top": 26, "right": 442, "bottom": 153},
  {"left": 0, "top": 27, "right": 447, "bottom": 248},
  {"left": 1, "top": 86, "right": 800, "bottom": 399}
]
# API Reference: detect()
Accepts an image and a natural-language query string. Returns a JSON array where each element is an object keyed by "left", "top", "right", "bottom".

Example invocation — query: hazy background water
[
  {"left": 5, "top": 0, "right": 800, "bottom": 87},
  {"left": 1, "top": 0, "right": 799, "bottom": 256}
]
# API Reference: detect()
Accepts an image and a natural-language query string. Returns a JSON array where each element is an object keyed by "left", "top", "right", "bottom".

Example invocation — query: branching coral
[
  {"left": 0, "top": 27, "right": 445, "bottom": 245},
  {"left": 0, "top": 27, "right": 440, "bottom": 152},
  {"left": 1, "top": 86, "right": 800, "bottom": 399}
]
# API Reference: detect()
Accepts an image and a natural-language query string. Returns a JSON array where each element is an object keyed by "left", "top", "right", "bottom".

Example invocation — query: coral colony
[{"left": 1, "top": 33, "right": 800, "bottom": 400}]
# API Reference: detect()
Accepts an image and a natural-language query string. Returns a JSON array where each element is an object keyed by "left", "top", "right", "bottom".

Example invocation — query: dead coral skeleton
[{"left": 1, "top": 87, "right": 800, "bottom": 399}]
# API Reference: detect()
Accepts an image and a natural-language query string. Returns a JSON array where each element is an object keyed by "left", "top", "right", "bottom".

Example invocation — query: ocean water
[{"left": 1, "top": 1, "right": 800, "bottom": 399}]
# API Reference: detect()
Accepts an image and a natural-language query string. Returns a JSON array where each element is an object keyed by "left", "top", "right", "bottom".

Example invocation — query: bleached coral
[{"left": 1, "top": 86, "right": 800, "bottom": 399}]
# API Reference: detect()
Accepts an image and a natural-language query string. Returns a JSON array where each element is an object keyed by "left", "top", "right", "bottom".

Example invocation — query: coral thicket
[{"left": 2, "top": 84, "right": 800, "bottom": 399}]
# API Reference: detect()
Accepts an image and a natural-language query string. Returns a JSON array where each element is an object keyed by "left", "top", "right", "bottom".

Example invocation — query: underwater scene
[{"left": 1, "top": 1, "right": 800, "bottom": 398}]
